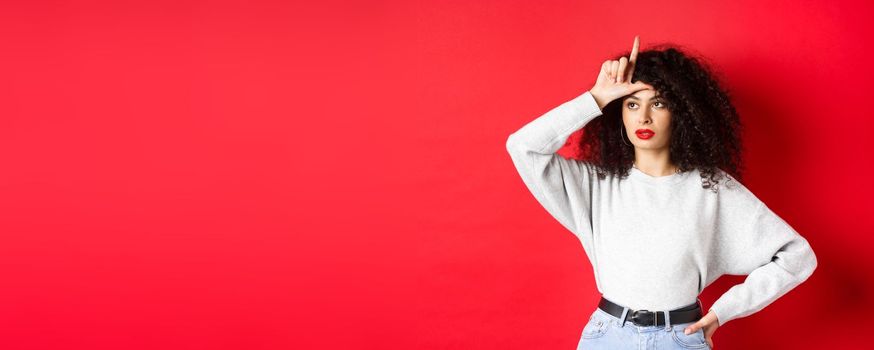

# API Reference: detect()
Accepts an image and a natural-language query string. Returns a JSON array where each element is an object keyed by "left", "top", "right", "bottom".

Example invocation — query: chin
[{"left": 633, "top": 142, "right": 668, "bottom": 150}]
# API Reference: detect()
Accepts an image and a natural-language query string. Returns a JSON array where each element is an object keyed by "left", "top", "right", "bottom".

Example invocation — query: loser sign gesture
[{"left": 590, "top": 36, "right": 654, "bottom": 110}]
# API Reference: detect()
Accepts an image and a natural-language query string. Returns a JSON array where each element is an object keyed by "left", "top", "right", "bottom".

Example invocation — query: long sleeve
[
  {"left": 505, "top": 90, "right": 602, "bottom": 248},
  {"left": 708, "top": 198, "right": 819, "bottom": 327}
]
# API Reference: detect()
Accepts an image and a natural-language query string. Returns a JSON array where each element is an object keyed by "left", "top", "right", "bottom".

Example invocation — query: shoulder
[{"left": 710, "top": 167, "right": 763, "bottom": 213}]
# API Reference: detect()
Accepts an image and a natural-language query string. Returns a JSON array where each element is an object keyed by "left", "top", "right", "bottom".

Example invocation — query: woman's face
[{"left": 621, "top": 88, "right": 672, "bottom": 152}]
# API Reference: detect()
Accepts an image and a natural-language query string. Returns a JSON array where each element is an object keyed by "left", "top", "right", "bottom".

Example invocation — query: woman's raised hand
[{"left": 590, "top": 35, "right": 655, "bottom": 109}]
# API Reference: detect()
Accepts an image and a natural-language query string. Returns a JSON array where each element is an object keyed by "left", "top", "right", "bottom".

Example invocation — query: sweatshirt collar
[{"left": 628, "top": 163, "right": 690, "bottom": 185}]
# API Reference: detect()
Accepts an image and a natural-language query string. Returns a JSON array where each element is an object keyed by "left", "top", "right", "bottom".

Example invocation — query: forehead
[{"left": 626, "top": 89, "right": 661, "bottom": 100}]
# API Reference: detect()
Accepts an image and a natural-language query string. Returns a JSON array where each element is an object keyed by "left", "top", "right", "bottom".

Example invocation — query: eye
[
  {"left": 626, "top": 102, "right": 638, "bottom": 109},
  {"left": 654, "top": 101, "right": 667, "bottom": 108}
]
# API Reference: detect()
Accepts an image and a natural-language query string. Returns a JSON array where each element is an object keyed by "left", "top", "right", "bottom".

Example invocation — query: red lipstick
[{"left": 635, "top": 129, "right": 655, "bottom": 140}]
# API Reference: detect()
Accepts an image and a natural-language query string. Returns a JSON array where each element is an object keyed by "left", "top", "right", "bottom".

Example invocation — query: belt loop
[
  {"left": 619, "top": 307, "right": 629, "bottom": 328},
  {"left": 664, "top": 309, "right": 671, "bottom": 332}
]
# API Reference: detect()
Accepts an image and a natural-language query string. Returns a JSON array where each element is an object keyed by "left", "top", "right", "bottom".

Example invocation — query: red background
[{"left": 0, "top": 0, "right": 870, "bottom": 349}]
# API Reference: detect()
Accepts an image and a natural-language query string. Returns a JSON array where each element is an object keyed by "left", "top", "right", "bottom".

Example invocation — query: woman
[{"left": 505, "top": 36, "right": 818, "bottom": 350}]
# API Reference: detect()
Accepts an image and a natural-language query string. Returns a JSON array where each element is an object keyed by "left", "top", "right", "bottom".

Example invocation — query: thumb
[
  {"left": 684, "top": 322, "right": 701, "bottom": 335},
  {"left": 628, "top": 81, "right": 655, "bottom": 92}
]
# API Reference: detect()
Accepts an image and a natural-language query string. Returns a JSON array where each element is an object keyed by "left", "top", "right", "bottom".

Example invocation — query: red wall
[{"left": 0, "top": 0, "right": 869, "bottom": 349}]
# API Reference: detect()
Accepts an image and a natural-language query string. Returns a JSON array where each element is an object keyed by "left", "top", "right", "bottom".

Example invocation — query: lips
[{"left": 635, "top": 129, "right": 655, "bottom": 139}]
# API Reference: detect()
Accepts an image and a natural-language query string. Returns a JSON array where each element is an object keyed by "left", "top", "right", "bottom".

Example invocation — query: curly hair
[{"left": 577, "top": 44, "right": 745, "bottom": 192}]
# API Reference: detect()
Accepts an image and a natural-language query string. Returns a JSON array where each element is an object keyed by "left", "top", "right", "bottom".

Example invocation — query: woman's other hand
[
  {"left": 590, "top": 35, "right": 654, "bottom": 109},
  {"left": 684, "top": 310, "right": 720, "bottom": 349}
]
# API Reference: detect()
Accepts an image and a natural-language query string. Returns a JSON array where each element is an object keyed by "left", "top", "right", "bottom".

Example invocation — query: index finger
[{"left": 629, "top": 35, "right": 640, "bottom": 64}]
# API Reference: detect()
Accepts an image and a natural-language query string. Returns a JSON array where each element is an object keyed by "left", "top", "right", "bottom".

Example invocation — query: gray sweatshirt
[{"left": 505, "top": 90, "right": 818, "bottom": 326}]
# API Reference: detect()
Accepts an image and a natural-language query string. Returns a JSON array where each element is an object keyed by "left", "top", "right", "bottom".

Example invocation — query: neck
[{"left": 633, "top": 149, "right": 677, "bottom": 177}]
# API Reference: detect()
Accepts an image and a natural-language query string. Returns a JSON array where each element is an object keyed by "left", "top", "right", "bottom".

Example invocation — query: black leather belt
[{"left": 598, "top": 296, "right": 703, "bottom": 327}]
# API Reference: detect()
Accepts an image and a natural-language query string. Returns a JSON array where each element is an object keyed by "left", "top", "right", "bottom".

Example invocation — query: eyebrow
[{"left": 626, "top": 95, "right": 663, "bottom": 100}]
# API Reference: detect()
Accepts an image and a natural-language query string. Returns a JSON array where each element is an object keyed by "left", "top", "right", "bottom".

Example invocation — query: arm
[
  {"left": 505, "top": 90, "right": 601, "bottom": 242},
  {"left": 506, "top": 35, "right": 652, "bottom": 247},
  {"left": 708, "top": 200, "right": 819, "bottom": 326}
]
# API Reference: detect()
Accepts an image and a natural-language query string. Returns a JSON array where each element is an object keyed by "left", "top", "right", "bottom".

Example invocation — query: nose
[{"left": 637, "top": 112, "right": 652, "bottom": 125}]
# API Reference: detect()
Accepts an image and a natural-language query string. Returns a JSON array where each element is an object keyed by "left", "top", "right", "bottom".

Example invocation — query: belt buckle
[{"left": 630, "top": 309, "right": 655, "bottom": 326}]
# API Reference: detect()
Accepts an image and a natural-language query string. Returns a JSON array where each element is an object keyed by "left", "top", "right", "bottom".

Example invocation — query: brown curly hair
[{"left": 577, "top": 44, "right": 745, "bottom": 192}]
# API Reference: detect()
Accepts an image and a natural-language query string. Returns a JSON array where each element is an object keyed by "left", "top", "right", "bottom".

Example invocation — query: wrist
[{"left": 589, "top": 89, "right": 608, "bottom": 110}]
